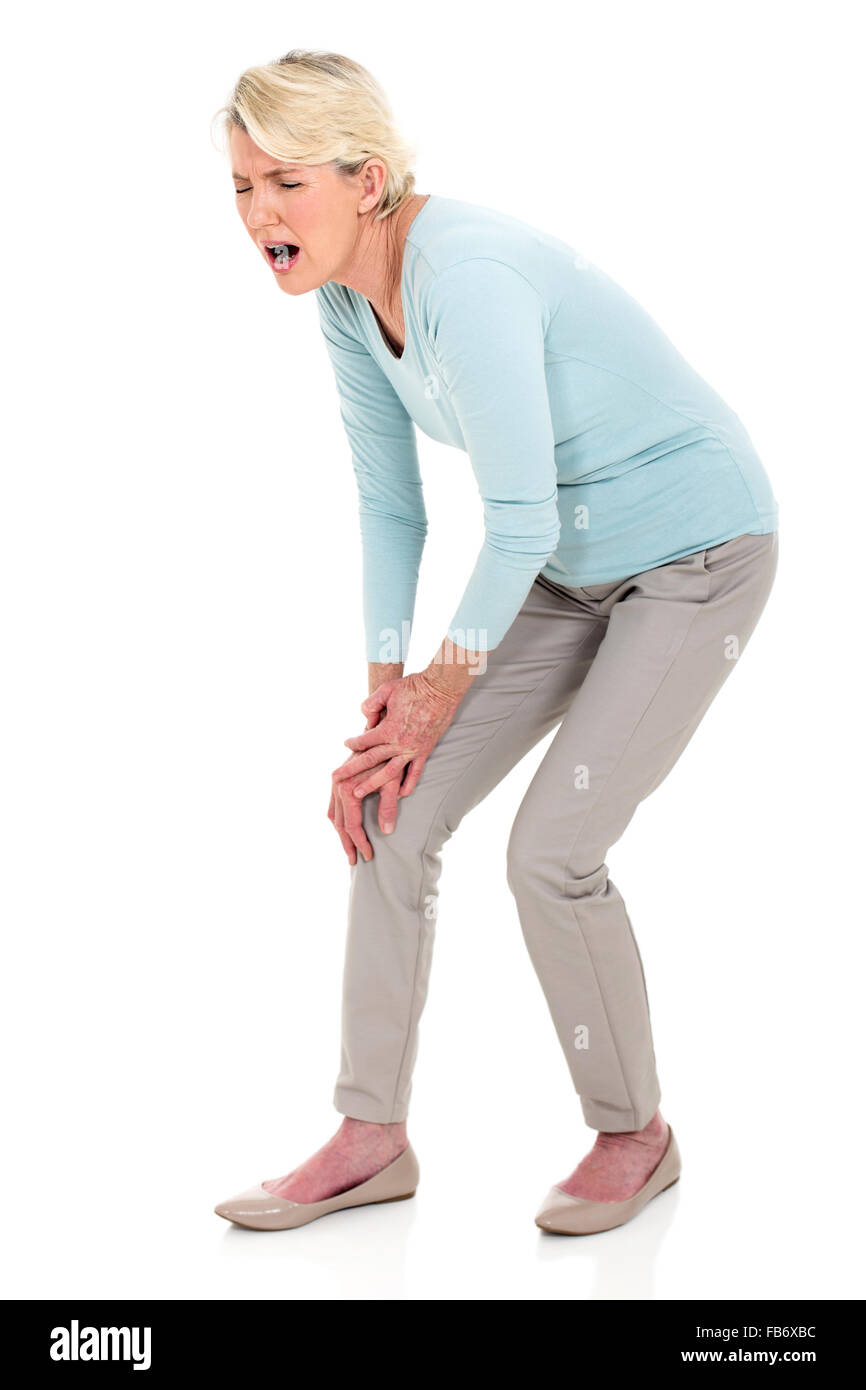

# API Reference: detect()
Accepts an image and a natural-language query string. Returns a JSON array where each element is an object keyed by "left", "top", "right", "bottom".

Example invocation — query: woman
[{"left": 213, "top": 49, "right": 779, "bottom": 1235}]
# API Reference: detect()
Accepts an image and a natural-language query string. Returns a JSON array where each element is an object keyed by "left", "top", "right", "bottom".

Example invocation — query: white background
[{"left": 3, "top": 0, "right": 864, "bottom": 1301}]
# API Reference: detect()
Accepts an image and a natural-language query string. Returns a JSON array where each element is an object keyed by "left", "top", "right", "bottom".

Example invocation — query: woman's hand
[
  {"left": 327, "top": 762, "right": 379, "bottom": 865},
  {"left": 327, "top": 693, "right": 404, "bottom": 865},
  {"left": 331, "top": 671, "right": 463, "bottom": 803}
]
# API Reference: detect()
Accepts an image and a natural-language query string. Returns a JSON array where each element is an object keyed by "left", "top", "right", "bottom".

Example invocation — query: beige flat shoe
[
  {"left": 214, "top": 1143, "right": 420, "bottom": 1231},
  {"left": 535, "top": 1125, "right": 681, "bottom": 1235}
]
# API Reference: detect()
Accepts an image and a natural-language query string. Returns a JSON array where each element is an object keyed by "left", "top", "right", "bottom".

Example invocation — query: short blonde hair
[{"left": 213, "top": 49, "right": 417, "bottom": 222}]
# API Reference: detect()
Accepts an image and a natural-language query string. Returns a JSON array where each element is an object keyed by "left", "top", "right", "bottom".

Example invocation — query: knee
[
  {"left": 506, "top": 814, "right": 608, "bottom": 900},
  {"left": 506, "top": 815, "right": 545, "bottom": 897}
]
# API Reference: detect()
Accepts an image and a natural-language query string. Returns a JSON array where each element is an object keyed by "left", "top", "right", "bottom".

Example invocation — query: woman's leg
[
  {"left": 265, "top": 575, "right": 611, "bottom": 1201},
  {"left": 506, "top": 531, "right": 778, "bottom": 1196}
]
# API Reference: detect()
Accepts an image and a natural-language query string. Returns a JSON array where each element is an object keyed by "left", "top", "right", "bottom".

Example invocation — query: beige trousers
[{"left": 335, "top": 529, "right": 779, "bottom": 1130}]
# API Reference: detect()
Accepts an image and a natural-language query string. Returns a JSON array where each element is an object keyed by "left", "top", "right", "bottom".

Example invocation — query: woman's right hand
[
  {"left": 328, "top": 668, "right": 405, "bottom": 864},
  {"left": 328, "top": 762, "right": 402, "bottom": 865}
]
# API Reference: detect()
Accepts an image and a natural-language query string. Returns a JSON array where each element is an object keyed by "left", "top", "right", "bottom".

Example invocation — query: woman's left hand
[{"left": 331, "top": 671, "right": 463, "bottom": 802}]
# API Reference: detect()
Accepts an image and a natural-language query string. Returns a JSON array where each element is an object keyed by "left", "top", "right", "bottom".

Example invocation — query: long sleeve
[
  {"left": 425, "top": 257, "right": 561, "bottom": 652},
  {"left": 317, "top": 286, "right": 427, "bottom": 664}
]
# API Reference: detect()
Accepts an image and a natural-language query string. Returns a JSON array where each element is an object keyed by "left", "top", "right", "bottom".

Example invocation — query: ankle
[
  {"left": 598, "top": 1110, "right": 667, "bottom": 1147},
  {"left": 643, "top": 1110, "right": 668, "bottom": 1143},
  {"left": 336, "top": 1116, "right": 408, "bottom": 1156}
]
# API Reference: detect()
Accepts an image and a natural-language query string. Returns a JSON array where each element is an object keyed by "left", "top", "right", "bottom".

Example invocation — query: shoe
[
  {"left": 535, "top": 1125, "right": 681, "bottom": 1235},
  {"left": 214, "top": 1143, "right": 420, "bottom": 1231}
]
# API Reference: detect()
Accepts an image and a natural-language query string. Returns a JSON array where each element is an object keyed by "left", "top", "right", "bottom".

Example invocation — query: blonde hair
[{"left": 213, "top": 49, "right": 417, "bottom": 223}]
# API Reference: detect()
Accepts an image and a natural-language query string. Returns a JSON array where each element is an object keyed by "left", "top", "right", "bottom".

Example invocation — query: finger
[
  {"left": 343, "top": 803, "right": 373, "bottom": 862},
  {"left": 336, "top": 826, "right": 357, "bottom": 865},
  {"left": 342, "top": 727, "right": 395, "bottom": 754},
  {"left": 332, "top": 746, "right": 398, "bottom": 780},
  {"left": 399, "top": 756, "right": 428, "bottom": 798},
  {"left": 345, "top": 732, "right": 374, "bottom": 750},
  {"left": 333, "top": 750, "right": 360, "bottom": 780},
  {"left": 333, "top": 784, "right": 347, "bottom": 834},
  {"left": 338, "top": 783, "right": 374, "bottom": 861},
  {"left": 377, "top": 778, "right": 400, "bottom": 834},
  {"left": 362, "top": 681, "right": 393, "bottom": 709},
  {"left": 353, "top": 755, "right": 409, "bottom": 798},
  {"left": 329, "top": 785, "right": 356, "bottom": 863}
]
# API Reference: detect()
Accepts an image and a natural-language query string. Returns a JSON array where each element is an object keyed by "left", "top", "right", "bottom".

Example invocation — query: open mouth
[{"left": 264, "top": 242, "right": 301, "bottom": 271}]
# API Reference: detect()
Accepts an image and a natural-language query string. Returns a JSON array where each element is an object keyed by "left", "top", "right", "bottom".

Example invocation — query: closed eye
[{"left": 233, "top": 183, "right": 301, "bottom": 195}]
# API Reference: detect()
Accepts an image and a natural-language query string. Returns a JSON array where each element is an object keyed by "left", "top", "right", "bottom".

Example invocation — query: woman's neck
[{"left": 341, "top": 194, "right": 429, "bottom": 335}]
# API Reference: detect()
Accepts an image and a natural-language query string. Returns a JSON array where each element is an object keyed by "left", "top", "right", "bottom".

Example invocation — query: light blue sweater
[{"left": 315, "top": 194, "right": 779, "bottom": 663}]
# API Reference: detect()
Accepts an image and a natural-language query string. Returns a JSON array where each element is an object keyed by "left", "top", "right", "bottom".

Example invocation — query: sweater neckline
[{"left": 359, "top": 194, "right": 436, "bottom": 361}]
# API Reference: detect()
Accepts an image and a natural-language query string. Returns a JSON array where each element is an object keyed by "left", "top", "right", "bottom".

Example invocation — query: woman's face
[{"left": 230, "top": 127, "right": 363, "bottom": 294}]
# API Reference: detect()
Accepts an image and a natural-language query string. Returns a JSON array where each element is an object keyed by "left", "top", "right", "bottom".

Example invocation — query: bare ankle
[
  {"left": 639, "top": 1110, "right": 667, "bottom": 1141},
  {"left": 598, "top": 1109, "right": 667, "bottom": 1145},
  {"left": 337, "top": 1116, "right": 407, "bottom": 1155}
]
